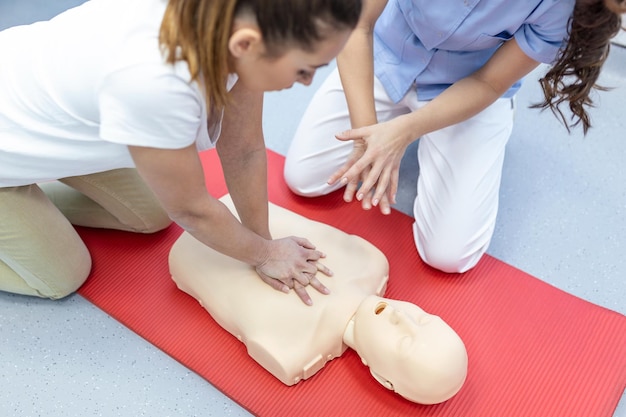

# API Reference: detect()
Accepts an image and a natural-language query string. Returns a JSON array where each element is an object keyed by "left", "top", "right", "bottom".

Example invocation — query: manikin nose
[{"left": 376, "top": 302, "right": 428, "bottom": 329}]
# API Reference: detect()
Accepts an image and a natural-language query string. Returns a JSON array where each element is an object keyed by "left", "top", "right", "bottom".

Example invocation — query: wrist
[
  {"left": 397, "top": 112, "right": 424, "bottom": 145},
  {"left": 253, "top": 238, "right": 272, "bottom": 269}
]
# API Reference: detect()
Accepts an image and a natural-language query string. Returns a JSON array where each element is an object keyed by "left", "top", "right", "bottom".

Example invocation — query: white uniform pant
[{"left": 284, "top": 68, "right": 514, "bottom": 273}]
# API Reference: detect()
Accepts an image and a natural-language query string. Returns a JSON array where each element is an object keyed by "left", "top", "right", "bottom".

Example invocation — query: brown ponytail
[
  {"left": 160, "top": 0, "right": 236, "bottom": 111},
  {"left": 159, "top": 0, "right": 361, "bottom": 111}
]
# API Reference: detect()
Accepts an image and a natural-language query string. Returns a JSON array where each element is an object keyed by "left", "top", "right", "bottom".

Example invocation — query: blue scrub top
[{"left": 374, "top": 0, "right": 576, "bottom": 102}]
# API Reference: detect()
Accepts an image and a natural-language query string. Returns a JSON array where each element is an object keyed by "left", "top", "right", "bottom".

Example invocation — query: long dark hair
[{"left": 532, "top": 0, "right": 625, "bottom": 134}]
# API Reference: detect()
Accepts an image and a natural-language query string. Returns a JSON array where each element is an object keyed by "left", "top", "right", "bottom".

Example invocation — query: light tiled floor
[{"left": 1, "top": 2, "right": 625, "bottom": 416}]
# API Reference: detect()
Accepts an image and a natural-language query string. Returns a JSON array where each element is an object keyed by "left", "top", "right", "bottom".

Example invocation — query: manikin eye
[{"left": 398, "top": 335, "right": 413, "bottom": 355}]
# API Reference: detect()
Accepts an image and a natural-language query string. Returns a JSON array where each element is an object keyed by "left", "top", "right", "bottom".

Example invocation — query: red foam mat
[{"left": 77, "top": 149, "right": 626, "bottom": 417}]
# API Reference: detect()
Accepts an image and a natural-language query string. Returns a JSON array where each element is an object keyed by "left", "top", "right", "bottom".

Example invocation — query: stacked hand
[
  {"left": 255, "top": 118, "right": 411, "bottom": 304},
  {"left": 255, "top": 236, "right": 332, "bottom": 306},
  {"left": 328, "top": 118, "right": 412, "bottom": 215}
]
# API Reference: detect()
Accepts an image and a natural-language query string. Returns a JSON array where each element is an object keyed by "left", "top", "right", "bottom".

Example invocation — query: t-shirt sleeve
[
  {"left": 98, "top": 64, "right": 204, "bottom": 149},
  {"left": 514, "top": 0, "right": 575, "bottom": 64}
]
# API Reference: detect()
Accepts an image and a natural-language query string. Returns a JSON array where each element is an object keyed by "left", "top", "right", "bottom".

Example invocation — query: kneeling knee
[
  {"left": 414, "top": 229, "right": 486, "bottom": 274},
  {"left": 284, "top": 163, "right": 312, "bottom": 196},
  {"left": 46, "top": 252, "right": 93, "bottom": 299},
  {"left": 419, "top": 245, "right": 484, "bottom": 274},
  {"left": 15, "top": 258, "right": 91, "bottom": 300},
  {"left": 137, "top": 210, "right": 172, "bottom": 234},
  {"left": 284, "top": 163, "right": 333, "bottom": 197}
]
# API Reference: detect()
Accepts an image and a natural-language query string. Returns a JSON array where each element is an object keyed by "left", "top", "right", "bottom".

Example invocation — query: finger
[
  {"left": 293, "top": 282, "right": 313, "bottom": 306},
  {"left": 308, "top": 275, "right": 331, "bottom": 295},
  {"left": 378, "top": 193, "right": 392, "bottom": 215},
  {"left": 255, "top": 268, "right": 290, "bottom": 293},
  {"left": 313, "top": 260, "right": 333, "bottom": 277},
  {"left": 356, "top": 163, "right": 384, "bottom": 203},
  {"left": 342, "top": 160, "right": 375, "bottom": 197},
  {"left": 360, "top": 189, "right": 374, "bottom": 210},
  {"left": 291, "top": 236, "right": 316, "bottom": 250},
  {"left": 328, "top": 162, "right": 352, "bottom": 186},
  {"left": 343, "top": 177, "right": 359, "bottom": 203},
  {"left": 304, "top": 249, "right": 326, "bottom": 263},
  {"left": 333, "top": 146, "right": 374, "bottom": 193},
  {"left": 355, "top": 167, "right": 372, "bottom": 208},
  {"left": 290, "top": 267, "right": 312, "bottom": 287},
  {"left": 371, "top": 167, "right": 392, "bottom": 208},
  {"left": 388, "top": 168, "right": 399, "bottom": 205},
  {"left": 328, "top": 147, "right": 364, "bottom": 186},
  {"left": 334, "top": 127, "right": 366, "bottom": 141}
]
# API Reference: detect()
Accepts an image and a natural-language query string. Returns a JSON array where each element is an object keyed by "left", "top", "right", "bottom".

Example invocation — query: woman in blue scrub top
[{"left": 284, "top": 0, "right": 625, "bottom": 274}]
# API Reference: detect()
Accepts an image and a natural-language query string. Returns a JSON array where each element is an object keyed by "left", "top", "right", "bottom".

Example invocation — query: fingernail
[
  {"left": 357, "top": 193, "right": 363, "bottom": 201},
  {"left": 372, "top": 198, "right": 379, "bottom": 206},
  {"left": 341, "top": 178, "right": 348, "bottom": 185}
]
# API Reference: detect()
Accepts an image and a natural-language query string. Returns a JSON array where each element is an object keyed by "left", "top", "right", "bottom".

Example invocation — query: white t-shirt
[{"left": 0, "top": 0, "right": 223, "bottom": 187}]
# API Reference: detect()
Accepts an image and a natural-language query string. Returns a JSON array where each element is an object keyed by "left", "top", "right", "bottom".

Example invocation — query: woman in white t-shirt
[{"left": 0, "top": 0, "right": 360, "bottom": 304}]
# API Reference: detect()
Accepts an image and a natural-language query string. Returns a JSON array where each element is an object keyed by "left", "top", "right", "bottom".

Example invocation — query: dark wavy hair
[
  {"left": 532, "top": 0, "right": 625, "bottom": 134},
  {"left": 159, "top": 0, "right": 362, "bottom": 109}
]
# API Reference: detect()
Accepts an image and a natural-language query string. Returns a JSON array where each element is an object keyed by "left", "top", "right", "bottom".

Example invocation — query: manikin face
[
  {"left": 230, "top": 24, "right": 352, "bottom": 92},
  {"left": 352, "top": 296, "right": 468, "bottom": 404}
]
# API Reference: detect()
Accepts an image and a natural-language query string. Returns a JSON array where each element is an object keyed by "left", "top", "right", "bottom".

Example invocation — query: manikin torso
[{"left": 169, "top": 195, "right": 389, "bottom": 385}]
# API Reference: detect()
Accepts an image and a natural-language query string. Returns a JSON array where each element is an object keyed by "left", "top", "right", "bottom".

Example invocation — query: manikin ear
[
  {"left": 228, "top": 28, "right": 262, "bottom": 58},
  {"left": 369, "top": 368, "right": 394, "bottom": 391},
  {"left": 360, "top": 354, "right": 394, "bottom": 391}
]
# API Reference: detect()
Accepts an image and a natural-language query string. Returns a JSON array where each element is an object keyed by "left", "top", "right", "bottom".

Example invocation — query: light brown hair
[{"left": 159, "top": 0, "right": 361, "bottom": 110}]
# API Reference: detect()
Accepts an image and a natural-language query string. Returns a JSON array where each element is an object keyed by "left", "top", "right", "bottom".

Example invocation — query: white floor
[{"left": 1, "top": 2, "right": 624, "bottom": 416}]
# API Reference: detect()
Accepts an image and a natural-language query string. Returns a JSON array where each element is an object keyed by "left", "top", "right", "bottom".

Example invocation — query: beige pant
[{"left": 0, "top": 169, "right": 171, "bottom": 299}]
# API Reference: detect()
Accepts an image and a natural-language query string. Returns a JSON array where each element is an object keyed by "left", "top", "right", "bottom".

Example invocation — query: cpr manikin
[{"left": 169, "top": 195, "right": 468, "bottom": 404}]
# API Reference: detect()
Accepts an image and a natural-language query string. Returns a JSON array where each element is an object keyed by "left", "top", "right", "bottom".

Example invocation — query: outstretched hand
[
  {"left": 328, "top": 119, "right": 411, "bottom": 215},
  {"left": 255, "top": 236, "right": 332, "bottom": 306}
]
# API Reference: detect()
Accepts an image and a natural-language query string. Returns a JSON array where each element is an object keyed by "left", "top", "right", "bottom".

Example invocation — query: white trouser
[{"left": 284, "top": 68, "right": 514, "bottom": 273}]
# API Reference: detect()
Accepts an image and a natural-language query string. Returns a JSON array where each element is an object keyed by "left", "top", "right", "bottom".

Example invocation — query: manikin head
[{"left": 343, "top": 295, "right": 468, "bottom": 404}]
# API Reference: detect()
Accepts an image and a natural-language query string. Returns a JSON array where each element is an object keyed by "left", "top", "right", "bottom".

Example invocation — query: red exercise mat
[{"left": 77, "top": 149, "right": 626, "bottom": 417}]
